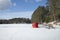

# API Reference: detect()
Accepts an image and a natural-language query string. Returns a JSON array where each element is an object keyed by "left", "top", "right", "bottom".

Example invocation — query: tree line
[
  {"left": 0, "top": 18, "right": 31, "bottom": 24},
  {"left": 31, "top": 0, "right": 60, "bottom": 23}
]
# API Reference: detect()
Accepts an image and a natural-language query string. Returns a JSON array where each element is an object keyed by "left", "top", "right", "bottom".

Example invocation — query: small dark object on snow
[{"left": 48, "top": 24, "right": 55, "bottom": 29}]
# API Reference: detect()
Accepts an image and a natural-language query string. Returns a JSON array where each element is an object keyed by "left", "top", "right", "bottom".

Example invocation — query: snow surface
[{"left": 0, "top": 24, "right": 60, "bottom": 40}]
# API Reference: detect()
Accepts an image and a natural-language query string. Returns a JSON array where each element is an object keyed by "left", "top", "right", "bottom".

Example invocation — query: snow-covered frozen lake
[{"left": 0, "top": 24, "right": 60, "bottom": 40}]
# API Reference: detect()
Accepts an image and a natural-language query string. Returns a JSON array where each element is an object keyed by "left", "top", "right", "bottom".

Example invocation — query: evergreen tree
[
  {"left": 31, "top": 6, "right": 46, "bottom": 24},
  {"left": 47, "top": 0, "right": 56, "bottom": 21},
  {"left": 47, "top": 0, "right": 60, "bottom": 21}
]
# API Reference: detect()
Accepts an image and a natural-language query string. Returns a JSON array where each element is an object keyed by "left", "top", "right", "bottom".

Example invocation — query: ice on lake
[{"left": 0, "top": 24, "right": 60, "bottom": 40}]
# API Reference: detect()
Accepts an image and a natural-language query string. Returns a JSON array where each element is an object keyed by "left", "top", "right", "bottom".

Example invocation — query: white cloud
[
  {"left": 13, "top": 3, "right": 16, "bottom": 6},
  {"left": 0, "top": 0, "right": 14, "bottom": 10},
  {"left": 35, "top": 0, "right": 41, "bottom": 2},
  {"left": 25, "top": 0, "right": 42, "bottom": 2},
  {"left": 25, "top": 0, "right": 28, "bottom": 2}
]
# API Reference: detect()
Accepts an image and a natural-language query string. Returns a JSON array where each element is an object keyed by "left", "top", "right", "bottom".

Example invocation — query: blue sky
[{"left": 0, "top": 0, "right": 47, "bottom": 19}]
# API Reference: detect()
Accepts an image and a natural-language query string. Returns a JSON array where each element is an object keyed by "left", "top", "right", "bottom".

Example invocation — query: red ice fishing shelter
[{"left": 32, "top": 22, "right": 38, "bottom": 28}]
